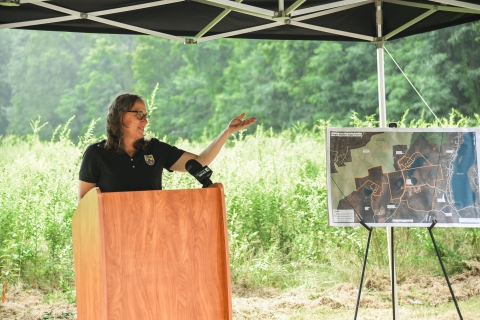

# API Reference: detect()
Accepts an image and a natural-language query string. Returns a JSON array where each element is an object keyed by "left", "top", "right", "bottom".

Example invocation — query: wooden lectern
[{"left": 72, "top": 184, "right": 232, "bottom": 320}]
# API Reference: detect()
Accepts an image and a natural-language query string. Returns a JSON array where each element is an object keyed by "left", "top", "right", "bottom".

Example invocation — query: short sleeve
[
  {"left": 79, "top": 144, "right": 100, "bottom": 183},
  {"left": 157, "top": 140, "right": 185, "bottom": 171}
]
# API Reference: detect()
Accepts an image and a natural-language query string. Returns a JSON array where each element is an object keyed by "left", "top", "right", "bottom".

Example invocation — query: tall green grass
[
  {"left": 0, "top": 121, "right": 80, "bottom": 297},
  {"left": 1, "top": 110, "right": 480, "bottom": 302}
]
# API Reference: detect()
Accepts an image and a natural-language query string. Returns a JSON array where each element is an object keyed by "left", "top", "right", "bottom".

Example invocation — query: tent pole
[
  {"left": 376, "top": 0, "right": 386, "bottom": 128},
  {"left": 378, "top": 41, "right": 399, "bottom": 320},
  {"left": 376, "top": 42, "right": 386, "bottom": 128},
  {"left": 376, "top": 1, "right": 399, "bottom": 319}
]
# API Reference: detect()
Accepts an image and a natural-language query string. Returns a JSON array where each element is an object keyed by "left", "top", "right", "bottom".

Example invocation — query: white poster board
[{"left": 327, "top": 127, "right": 480, "bottom": 227}]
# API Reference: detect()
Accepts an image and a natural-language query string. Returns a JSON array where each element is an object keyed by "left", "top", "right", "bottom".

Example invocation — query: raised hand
[{"left": 227, "top": 113, "right": 257, "bottom": 133}]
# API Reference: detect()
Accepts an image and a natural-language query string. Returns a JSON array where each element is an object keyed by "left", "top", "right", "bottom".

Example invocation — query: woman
[{"left": 78, "top": 93, "right": 256, "bottom": 202}]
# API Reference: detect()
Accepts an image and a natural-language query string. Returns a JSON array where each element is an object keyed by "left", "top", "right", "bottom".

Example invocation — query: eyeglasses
[{"left": 126, "top": 110, "right": 150, "bottom": 120}]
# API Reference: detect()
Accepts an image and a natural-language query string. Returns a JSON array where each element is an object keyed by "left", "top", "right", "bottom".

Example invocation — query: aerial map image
[{"left": 327, "top": 128, "right": 480, "bottom": 227}]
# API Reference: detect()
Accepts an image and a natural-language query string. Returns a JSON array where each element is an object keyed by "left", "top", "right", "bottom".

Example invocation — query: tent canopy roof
[{"left": 1, "top": 0, "right": 480, "bottom": 43}]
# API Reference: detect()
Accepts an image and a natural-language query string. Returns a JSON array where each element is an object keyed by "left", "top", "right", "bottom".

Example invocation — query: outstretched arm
[{"left": 169, "top": 113, "right": 256, "bottom": 172}]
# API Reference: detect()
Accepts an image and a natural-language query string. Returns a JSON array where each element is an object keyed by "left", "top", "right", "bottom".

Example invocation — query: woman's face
[{"left": 122, "top": 99, "right": 148, "bottom": 142}]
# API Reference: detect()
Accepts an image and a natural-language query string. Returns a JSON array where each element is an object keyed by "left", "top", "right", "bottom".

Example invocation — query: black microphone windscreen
[
  {"left": 185, "top": 159, "right": 203, "bottom": 174},
  {"left": 185, "top": 159, "right": 213, "bottom": 188}
]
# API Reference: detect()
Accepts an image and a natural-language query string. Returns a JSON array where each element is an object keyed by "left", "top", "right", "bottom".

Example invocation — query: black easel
[
  {"left": 354, "top": 221, "right": 463, "bottom": 320},
  {"left": 428, "top": 219, "right": 463, "bottom": 320},
  {"left": 354, "top": 219, "right": 372, "bottom": 320}
]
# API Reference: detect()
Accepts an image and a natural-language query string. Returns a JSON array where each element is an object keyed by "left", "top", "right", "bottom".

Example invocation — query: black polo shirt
[{"left": 79, "top": 138, "right": 185, "bottom": 192}]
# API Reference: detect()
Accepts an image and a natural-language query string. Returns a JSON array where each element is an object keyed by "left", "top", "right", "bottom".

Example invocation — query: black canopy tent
[
  {"left": 2, "top": 0, "right": 480, "bottom": 318},
  {"left": 1, "top": 0, "right": 480, "bottom": 42}
]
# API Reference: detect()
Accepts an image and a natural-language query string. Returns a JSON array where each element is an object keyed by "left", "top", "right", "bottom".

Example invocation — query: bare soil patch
[
  {"left": 0, "top": 287, "right": 75, "bottom": 320},
  {"left": 1, "top": 261, "right": 479, "bottom": 319}
]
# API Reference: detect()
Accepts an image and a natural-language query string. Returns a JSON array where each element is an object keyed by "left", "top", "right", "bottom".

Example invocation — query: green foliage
[
  {"left": 132, "top": 38, "right": 236, "bottom": 140},
  {"left": 4, "top": 30, "right": 92, "bottom": 140},
  {"left": 0, "top": 124, "right": 80, "bottom": 292},
  {"left": 3, "top": 111, "right": 479, "bottom": 295},
  {"left": 1, "top": 21, "right": 479, "bottom": 142},
  {"left": 56, "top": 34, "right": 136, "bottom": 138},
  {"left": 1, "top": 20, "right": 480, "bottom": 294},
  {"left": 0, "top": 30, "right": 13, "bottom": 135},
  {"left": 384, "top": 22, "right": 480, "bottom": 124}
]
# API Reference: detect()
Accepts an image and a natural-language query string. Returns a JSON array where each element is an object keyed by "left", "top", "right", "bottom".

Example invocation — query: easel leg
[
  {"left": 389, "top": 227, "right": 396, "bottom": 320},
  {"left": 428, "top": 220, "right": 463, "bottom": 320},
  {"left": 354, "top": 220, "right": 373, "bottom": 320}
]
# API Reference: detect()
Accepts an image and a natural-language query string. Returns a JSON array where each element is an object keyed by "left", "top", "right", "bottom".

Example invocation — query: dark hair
[{"left": 105, "top": 93, "right": 148, "bottom": 153}]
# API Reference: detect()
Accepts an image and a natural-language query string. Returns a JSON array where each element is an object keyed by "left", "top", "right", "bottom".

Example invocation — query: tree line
[{"left": 0, "top": 22, "right": 479, "bottom": 141}]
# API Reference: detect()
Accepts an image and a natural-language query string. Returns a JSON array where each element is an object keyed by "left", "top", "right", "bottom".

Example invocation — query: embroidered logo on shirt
[{"left": 144, "top": 155, "right": 155, "bottom": 165}]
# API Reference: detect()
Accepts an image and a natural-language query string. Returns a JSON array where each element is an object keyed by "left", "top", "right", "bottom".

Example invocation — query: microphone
[{"left": 185, "top": 159, "right": 213, "bottom": 188}]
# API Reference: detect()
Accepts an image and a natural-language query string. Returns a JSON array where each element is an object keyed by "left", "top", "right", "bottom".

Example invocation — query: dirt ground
[{"left": 1, "top": 261, "right": 479, "bottom": 320}]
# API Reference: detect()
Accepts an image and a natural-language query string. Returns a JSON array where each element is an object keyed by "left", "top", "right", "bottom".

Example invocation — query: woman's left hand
[{"left": 227, "top": 113, "right": 257, "bottom": 133}]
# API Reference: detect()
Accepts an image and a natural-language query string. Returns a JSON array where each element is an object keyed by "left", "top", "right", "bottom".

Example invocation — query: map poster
[{"left": 327, "top": 127, "right": 480, "bottom": 227}]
